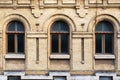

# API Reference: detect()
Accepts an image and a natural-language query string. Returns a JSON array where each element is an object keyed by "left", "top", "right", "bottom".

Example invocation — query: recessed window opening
[
  {"left": 51, "top": 21, "right": 69, "bottom": 54},
  {"left": 95, "top": 21, "right": 114, "bottom": 54},
  {"left": 6, "top": 21, "right": 25, "bottom": 54}
]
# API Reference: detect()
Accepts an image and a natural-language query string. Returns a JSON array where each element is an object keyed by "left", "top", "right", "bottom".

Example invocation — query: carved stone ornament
[
  {"left": 76, "top": 9, "right": 88, "bottom": 18},
  {"left": 32, "top": 8, "right": 41, "bottom": 18}
]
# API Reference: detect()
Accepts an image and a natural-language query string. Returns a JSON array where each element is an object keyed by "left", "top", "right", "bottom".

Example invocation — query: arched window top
[
  {"left": 51, "top": 21, "right": 69, "bottom": 32},
  {"left": 95, "top": 21, "right": 113, "bottom": 32},
  {"left": 7, "top": 21, "right": 25, "bottom": 32}
]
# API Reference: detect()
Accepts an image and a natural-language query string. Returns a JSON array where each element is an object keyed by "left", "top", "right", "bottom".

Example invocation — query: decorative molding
[
  {"left": 21, "top": 75, "right": 52, "bottom": 79},
  {"left": 27, "top": 32, "right": 47, "bottom": 38},
  {"left": 0, "top": 0, "right": 31, "bottom": 8},
  {"left": 76, "top": 9, "right": 88, "bottom": 18},
  {"left": 31, "top": 0, "right": 42, "bottom": 18},
  {"left": 85, "top": 0, "right": 120, "bottom": 8},
  {"left": 50, "top": 54, "right": 70, "bottom": 59},
  {"left": 0, "top": 0, "right": 119, "bottom": 9},
  {"left": 17, "top": 0, "right": 31, "bottom": 5},
  {"left": 72, "top": 32, "right": 93, "bottom": 38},
  {"left": 22, "top": 72, "right": 70, "bottom": 79},
  {"left": 76, "top": 0, "right": 88, "bottom": 18},
  {"left": 5, "top": 54, "right": 25, "bottom": 59},
  {"left": 4, "top": 71, "right": 25, "bottom": 76},
  {"left": 94, "top": 55, "right": 115, "bottom": 59},
  {"left": 70, "top": 70, "right": 94, "bottom": 75},
  {"left": 25, "top": 70, "right": 48, "bottom": 75},
  {"left": 31, "top": 8, "right": 41, "bottom": 18},
  {"left": 0, "top": 0, "right": 12, "bottom": 5},
  {"left": 0, "top": 72, "right": 120, "bottom": 80}
]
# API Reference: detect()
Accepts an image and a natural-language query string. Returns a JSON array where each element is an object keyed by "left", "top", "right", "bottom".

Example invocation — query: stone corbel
[
  {"left": 103, "top": 0, "right": 108, "bottom": 9},
  {"left": 31, "top": 8, "right": 42, "bottom": 18},
  {"left": 76, "top": 0, "right": 88, "bottom": 18},
  {"left": 13, "top": 0, "right": 17, "bottom": 9},
  {"left": 31, "top": 0, "right": 43, "bottom": 18},
  {"left": 76, "top": 8, "right": 88, "bottom": 18}
]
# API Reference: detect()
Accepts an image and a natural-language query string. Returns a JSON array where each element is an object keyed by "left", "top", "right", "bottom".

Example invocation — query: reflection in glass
[
  {"left": 100, "top": 76, "right": 113, "bottom": 80},
  {"left": 96, "top": 34, "right": 102, "bottom": 53},
  {"left": 52, "top": 21, "right": 69, "bottom": 32},
  {"left": 54, "top": 77, "right": 66, "bottom": 80},
  {"left": 61, "top": 34, "right": 68, "bottom": 53},
  {"left": 105, "top": 34, "right": 112, "bottom": 53},
  {"left": 52, "top": 34, "right": 58, "bottom": 53},
  {"left": 8, "top": 21, "right": 24, "bottom": 32},
  {"left": 96, "top": 21, "right": 113, "bottom": 32},
  {"left": 8, "top": 76, "right": 21, "bottom": 80},
  {"left": 17, "top": 34, "right": 24, "bottom": 53},
  {"left": 7, "top": 21, "right": 25, "bottom": 54},
  {"left": 8, "top": 34, "right": 14, "bottom": 52},
  {"left": 8, "top": 22, "right": 15, "bottom": 31},
  {"left": 17, "top": 22, "right": 24, "bottom": 31},
  {"left": 60, "top": 21, "right": 69, "bottom": 31}
]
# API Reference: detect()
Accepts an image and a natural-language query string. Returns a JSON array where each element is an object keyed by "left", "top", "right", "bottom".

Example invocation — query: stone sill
[
  {"left": 95, "top": 55, "right": 115, "bottom": 59},
  {"left": 4, "top": 71, "right": 25, "bottom": 76},
  {"left": 5, "top": 53, "right": 25, "bottom": 59},
  {"left": 50, "top": 54, "right": 70, "bottom": 59}
]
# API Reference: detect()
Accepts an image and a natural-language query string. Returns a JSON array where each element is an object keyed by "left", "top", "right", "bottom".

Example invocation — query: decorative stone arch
[
  {"left": 2, "top": 14, "right": 31, "bottom": 55},
  {"left": 2, "top": 14, "right": 31, "bottom": 32},
  {"left": 88, "top": 14, "right": 120, "bottom": 33},
  {"left": 88, "top": 14, "right": 120, "bottom": 60},
  {"left": 44, "top": 14, "right": 75, "bottom": 62},
  {"left": 42, "top": 14, "right": 76, "bottom": 32}
]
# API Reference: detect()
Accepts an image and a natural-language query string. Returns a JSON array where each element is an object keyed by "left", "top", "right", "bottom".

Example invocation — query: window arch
[
  {"left": 6, "top": 21, "right": 25, "bottom": 54},
  {"left": 95, "top": 21, "right": 114, "bottom": 54},
  {"left": 51, "top": 21, "right": 69, "bottom": 54}
]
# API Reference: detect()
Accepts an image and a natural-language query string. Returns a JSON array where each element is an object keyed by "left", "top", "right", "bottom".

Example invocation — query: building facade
[{"left": 0, "top": 0, "right": 120, "bottom": 80}]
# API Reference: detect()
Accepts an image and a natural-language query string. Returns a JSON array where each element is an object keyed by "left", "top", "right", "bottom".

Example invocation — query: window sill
[
  {"left": 5, "top": 54, "right": 25, "bottom": 59},
  {"left": 94, "top": 54, "right": 115, "bottom": 59},
  {"left": 50, "top": 54, "right": 70, "bottom": 59}
]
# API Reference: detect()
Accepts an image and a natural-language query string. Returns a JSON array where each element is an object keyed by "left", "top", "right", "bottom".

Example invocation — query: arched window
[
  {"left": 95, "top": 21, "right": 114, "bottom": 54},
  {"left": 51, "top": 21, "right": 69, "bottom": 54},
  {"left": 7, "top": 21, "right": 25, "bottom": 54}
]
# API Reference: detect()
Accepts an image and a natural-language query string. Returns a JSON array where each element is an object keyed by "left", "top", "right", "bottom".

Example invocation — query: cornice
[{"left": 0, "top": 0, "right": 119, "bottom": 18}]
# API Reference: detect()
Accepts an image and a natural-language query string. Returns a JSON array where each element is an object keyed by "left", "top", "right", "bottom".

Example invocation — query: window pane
[
  {"left": 8, "top": 34, "right": 14, "bottom": 52},
  {"left": 52, "top": 21, "right": 69, "bottom": 32},
  {"left": 103, "top": 21, "right": 113, "bottom": 31},
  {"left": 52, "top": 21, "right": 59, "bottom": 31},
  {"left": 61, "top": 34, "right": 68, "bottom": 53},
  {"left": 100, "top": 76, "right": 113, "bottom": 80},
  {"left": 96, "top": 21, "right": 113, "bottom": 32},
  {"left": 96, "top": 22, "right": 102, "bottom": 31},
  {"left": 52, "top": 34, "right": 58, "bottom": 53},
  {"left": 8, "top": 22, "right": 15, "bottom": 31},
  {"left": 105, "top": 34, "right": 113, "bottom": 53},
  {"left": 60, "top": 21, "right": 69, "bottom": 32},
  {"left": 54, "top": 77, "right": 66, "bottom": 80},
  {"left": 96, "top": 34, "right": 102, "bottom": 53},
  {"left": 17, "top": 34, "right": 24, "bottom": 53},
  {"left": 8, "top": 76, "right": 21, "bottom": 80},
  {"left": 8, "top": 21, "right": 24, "bottom": 32},
  {"left": 17, "top": 22, "right": 24, "bottom": 31}
]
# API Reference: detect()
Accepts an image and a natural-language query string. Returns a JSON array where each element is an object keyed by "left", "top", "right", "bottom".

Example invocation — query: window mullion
[
  {"left": 59, "top": 34, "right": 61, "bottom": 54},
  {"left": 103, "top": 34, "right": 105, "bottom": 54},
  {"left": 112, "top": 34, "right": 114, "bottom": 54},
  {"left": 51, "top": 34, "right": 52, "bottom": 54},
  {"left": 7, "top": 34, "right": 8, "bottom": 53},
  {"left": 15, "top": 34, "right": 18, "bottom": 53}
]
